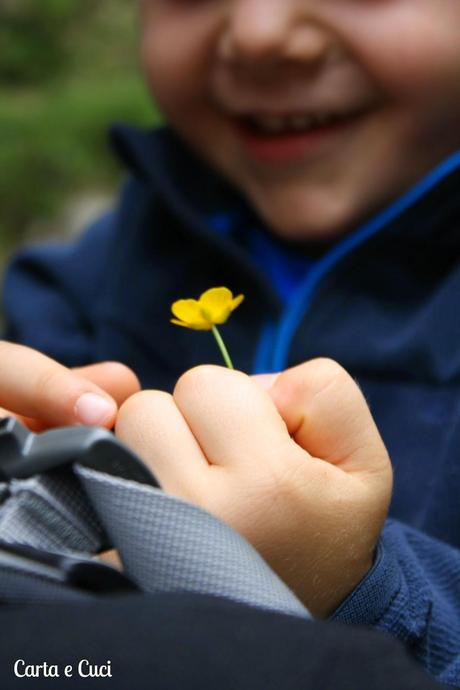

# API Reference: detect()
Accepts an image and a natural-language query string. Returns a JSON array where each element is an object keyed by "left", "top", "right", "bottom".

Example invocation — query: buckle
[
  {"left": 0, "top": 417, "right": 159, "bottom": 487},
  {"left": 0, "top": 542, "right": 139, "bottom": 595}
]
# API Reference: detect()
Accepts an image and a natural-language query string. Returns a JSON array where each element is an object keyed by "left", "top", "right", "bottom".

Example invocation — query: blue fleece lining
[
  {"left": 208, "top": 214, "right": 316, "bottom": 304},
  {"left": 248, "top": 229, "right": 316, "bottom": 304},
  {"left": 253, "top": 320, "right": 278, "bottom": 374}
]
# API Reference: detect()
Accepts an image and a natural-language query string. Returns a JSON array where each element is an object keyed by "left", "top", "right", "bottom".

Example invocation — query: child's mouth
[{"left": 234, "top": 108, "right": 367, "bottom": 163}]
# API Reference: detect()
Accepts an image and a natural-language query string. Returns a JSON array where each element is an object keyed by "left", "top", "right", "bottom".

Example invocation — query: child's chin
[
  {"left": 256, "top": 200, "right": 355, "bottom": 242},
  {"left": 239, "top": 174, "right": 360, "bottom": 240}
]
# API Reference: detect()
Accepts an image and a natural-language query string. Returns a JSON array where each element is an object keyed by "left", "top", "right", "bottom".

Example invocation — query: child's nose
[{"left": 219, "top": 0, "right": 332, "bottom": 66}]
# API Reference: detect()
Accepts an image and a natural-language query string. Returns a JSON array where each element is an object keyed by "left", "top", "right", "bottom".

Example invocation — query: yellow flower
[{"left": 171, "top": 287, "right": 244, "bottom": 331}]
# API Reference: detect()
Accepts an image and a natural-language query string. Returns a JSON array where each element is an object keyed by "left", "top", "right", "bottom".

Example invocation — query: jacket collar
[{"left": 110, "top": 124, "right": 252, "bottom": 227}]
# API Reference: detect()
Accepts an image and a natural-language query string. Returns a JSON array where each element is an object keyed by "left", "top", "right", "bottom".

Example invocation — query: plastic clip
[{"left": 0, "top": 417, "right": 158, "bottom": 487}]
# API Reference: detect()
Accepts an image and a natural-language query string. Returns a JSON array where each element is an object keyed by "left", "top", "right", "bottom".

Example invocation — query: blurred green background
[{"left": 0, "top": 0, "right": 160, "bottom": 265}]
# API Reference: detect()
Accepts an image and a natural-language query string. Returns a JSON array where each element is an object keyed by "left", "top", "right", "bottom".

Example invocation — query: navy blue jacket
[{"left": 3, "top": 126, "right": 460, "bottom": 685}]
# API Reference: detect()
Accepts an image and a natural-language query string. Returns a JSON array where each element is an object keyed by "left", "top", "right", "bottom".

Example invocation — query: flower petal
[
  {"left": 230, "top": 294, "right": 245, "bottom": 311},
  {"left": 171, "top": 299, "right": 211, "bottom": 329},
  {"left": 171, "top": 287, "right": 244, "bottom": 331},
  {"left": 170, "top": 318, "right": 211, "bottom": 331},
  {"left": 199, "top": 287, "right": 233, "bottom": 324}
]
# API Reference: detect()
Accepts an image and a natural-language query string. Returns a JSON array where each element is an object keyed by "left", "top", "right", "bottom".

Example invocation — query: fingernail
[
  {"left": 253, "top": 374, "right": 279, "bottom": 391},
  {"left": 75, "top": 393, "right": 116, "bottom": 426}
]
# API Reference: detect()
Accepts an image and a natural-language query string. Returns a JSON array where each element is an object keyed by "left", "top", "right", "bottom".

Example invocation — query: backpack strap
[{"left": 0, "top": 419, "right": 310, "bottom": 619}]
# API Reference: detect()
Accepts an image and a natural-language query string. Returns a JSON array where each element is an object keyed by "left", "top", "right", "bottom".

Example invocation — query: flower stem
[{"left": 211, "top": 326, "right": 234, "bottom": 369}]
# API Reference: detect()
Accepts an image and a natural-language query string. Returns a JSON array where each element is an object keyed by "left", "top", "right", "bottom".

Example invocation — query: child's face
[{"left": 139, "top": 0, "right": 460, "bottom": 239}]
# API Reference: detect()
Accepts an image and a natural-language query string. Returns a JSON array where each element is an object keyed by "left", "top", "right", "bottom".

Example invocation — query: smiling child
[{"left": 2, "top": 1, "right": 460, "bottom": 684}]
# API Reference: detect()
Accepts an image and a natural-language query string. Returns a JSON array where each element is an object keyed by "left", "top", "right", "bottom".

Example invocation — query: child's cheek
[
  {"left": 323, "top": 1, "right": 460, "bottom": 100},
  {"left": 139, "top": 5, "right": 221, "bottom": 103}
]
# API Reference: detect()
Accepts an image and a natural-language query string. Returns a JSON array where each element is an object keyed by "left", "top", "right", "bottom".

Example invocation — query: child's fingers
[
  {"left": 252, "top": 373, "right": 279, "bottom": 391},
  {"left": 16, "top": 361, "right": 141, "bottom": 432},
  {"left": 0, "top": 342, "right": 118, "bottom": 428},
  {"left": 172, "top": 365, "right": 294, "bottom": 471},
  {"left": 115, "top": 389, "right": 209, "bottom": 497},
  {"left": 72, "top": 362, "right": 141, "bottom": 406},
  {"left": 268, "top": 358, "right": 390, "bottom": 476}
]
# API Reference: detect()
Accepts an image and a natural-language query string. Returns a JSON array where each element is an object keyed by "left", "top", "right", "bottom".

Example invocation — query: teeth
[
  {"left": 315, "top": 113, "right": 331, "bottom": 126},
  {"left": 318, "top": 113, "right": 342, "bottom": 126},
  {"left": 249, "top": 111, "right": 343, "bottom": 134},
  {"left": 252, "top": 115, "right": 289, "bottom": 134},
  {"left": 288, "top": 114, "right": 315, "bottom": 132}
]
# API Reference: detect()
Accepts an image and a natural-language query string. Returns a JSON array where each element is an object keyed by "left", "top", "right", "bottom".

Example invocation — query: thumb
[
  {"left": 265, "top": 358, "right": 390, "bottom": 477},
  {"left": 0, "top": 342, "right": 119, "bottom": 429}
]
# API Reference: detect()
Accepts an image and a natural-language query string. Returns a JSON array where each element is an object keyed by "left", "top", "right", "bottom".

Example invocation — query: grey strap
[
  {"left": 0, "top": 466, "right": 310, "bottom": 618},
  {"left": 0, "top": 472, "right": 102, "bottom": 554}
]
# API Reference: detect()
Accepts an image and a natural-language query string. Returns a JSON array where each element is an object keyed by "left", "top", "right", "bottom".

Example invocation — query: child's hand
[
  {"left": 116, "top": 360, "right": 392, "bottom": 617},
  {"left": 0, "top": 341, "right": 140, "bottom": 430}
]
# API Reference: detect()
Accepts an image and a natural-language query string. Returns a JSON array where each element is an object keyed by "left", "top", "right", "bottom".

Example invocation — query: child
[{"left": 2, "top": 0, "right": 460, "bottom": 684}]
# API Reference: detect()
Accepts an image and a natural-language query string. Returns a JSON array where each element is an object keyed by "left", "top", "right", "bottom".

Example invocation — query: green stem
[{"left": 211, "top": 325, "right": 234, "bottom": 369}]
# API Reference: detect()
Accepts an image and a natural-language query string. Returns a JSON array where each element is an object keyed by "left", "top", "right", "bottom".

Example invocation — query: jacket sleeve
[
  {"left": 1, "top": 212, "right": 115, "bottom": 367},
  {"left": 331, "top": 518, "right": 460, "bottom": 687}
]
